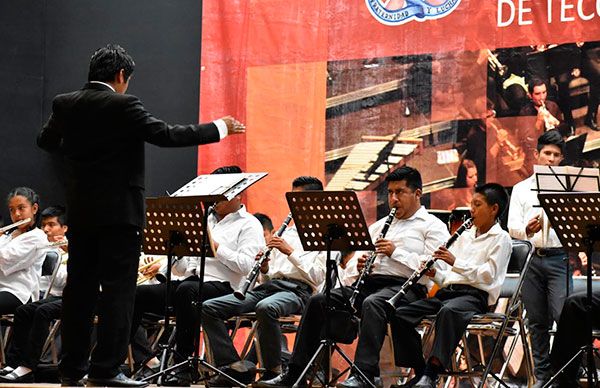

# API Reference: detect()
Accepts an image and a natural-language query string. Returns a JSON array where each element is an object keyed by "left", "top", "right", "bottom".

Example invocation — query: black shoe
[
  {"left": 413, "top": 375, "right": 436, "bottom": 388},
  {"left": 208, "top": 367, "right": 254, "bottom": 387},
  {"left": 162, "top": 368, "right": 193, "bottom": 387},
  {"left": 253, "top": 369, "right": 306, "bottom": 388},
  {"left": 87, "top": 372, "right": 149, "bottom": 387},
  {"left": 135, "top": 365, "right": 158, "bottom": 383},
  {"left": 337, "top": 375, "right": 371, "bottom": 388},
  {"left": 257, "top": 370, "right": 281, "bottom": 382},
  {"left": 0, "top": 371, "right": 35, "bottom": 383},
  {"left": 61, "top": 376, "right": 86, "bottom": 386}
]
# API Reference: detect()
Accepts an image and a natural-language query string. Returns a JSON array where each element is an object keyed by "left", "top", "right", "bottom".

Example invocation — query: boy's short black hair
[
  {"left": 292, "top": 176, "right": 323, "bottom": 191},
  {"left": 475, "top": 183, "right": 509, "bottom": 219},
  {"left": 211, "top": 165, "right": 243, "bottom": 174},
  {"left": 254, "top": 212, "right": 274, "bottom": 232},
  {"left": 41, "top": 205, "right": 67, "bottom": 226},
  {"left": 537, "top": 130, "right": 565, "bottom": 155}
]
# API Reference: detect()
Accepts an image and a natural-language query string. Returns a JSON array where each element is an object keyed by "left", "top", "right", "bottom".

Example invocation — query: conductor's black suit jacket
[{"left": 37, "top": 82, "right": 221, "bottom": 229}]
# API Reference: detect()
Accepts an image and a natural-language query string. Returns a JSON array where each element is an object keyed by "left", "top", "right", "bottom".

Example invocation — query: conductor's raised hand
[
  {"left": 433, "top": 246, "right": 455, "bottom": 266},
  {"left": 221, "top": 116, "right": 246, "bottom": 135}
]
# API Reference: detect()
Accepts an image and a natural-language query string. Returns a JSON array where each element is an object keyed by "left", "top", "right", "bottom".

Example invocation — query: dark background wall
[{"left": 0, "top": 0, "right": 202, "bottom": 224}]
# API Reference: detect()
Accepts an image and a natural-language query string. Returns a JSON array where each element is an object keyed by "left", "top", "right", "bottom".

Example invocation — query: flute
[
  {"left": 0, "top": 218, "right": 32, "bottom": 234},
  {"left": 46, "top": 240, "right": 68, "bottom": 248},
  {"left": 349, "top": 207, "right": 397, "bottom": 310},
  {"left": 233, "top": 212, "right": 294, "bottom": 300},
  {"left": 386, "top": 218, "right": 473, "bottom": 309}
]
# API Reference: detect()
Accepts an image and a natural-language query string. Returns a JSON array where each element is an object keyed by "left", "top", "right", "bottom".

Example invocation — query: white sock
[{"left": 12, "top": 366, "right": 32, "bottom": 377}]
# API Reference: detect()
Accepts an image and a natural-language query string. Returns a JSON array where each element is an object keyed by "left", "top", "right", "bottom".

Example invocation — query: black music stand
[
  {"left": 286, "top": 191, "right": 375, "bottom": 388},
  {"left": 538, "top": 192, "right": 600, "bottom": 388},
  {"left": 142, "top": 172, "right": 267, "bottom": 386},
  {"left": 532, "top": 166, "right": 600, "bottom": 297},
  {"left": 142, "top": 196, "right": 224, "bottom": 386}
]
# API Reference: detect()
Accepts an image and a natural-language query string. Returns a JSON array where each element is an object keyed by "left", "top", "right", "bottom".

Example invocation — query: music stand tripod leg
[{"left": 295, "top": 233, "right": 376, "bottom": 388}]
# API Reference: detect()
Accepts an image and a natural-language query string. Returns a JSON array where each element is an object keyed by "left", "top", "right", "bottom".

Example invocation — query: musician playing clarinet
[
  {"left": 258, "top": 167, "right": 449, "bottom": 388},
  {"left": 391, "top": 183, "right": 511, "bottom": 388},
  {"left": 202, "top": 176, "right": 326, "bottom": 386}
]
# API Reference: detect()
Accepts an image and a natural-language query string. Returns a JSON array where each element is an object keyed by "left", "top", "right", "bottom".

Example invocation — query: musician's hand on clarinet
[
  {"left": 526, "top": 215, "right": 542, "bottom": 236},
  {"left": 417, "top": 260, "right": 436, "bottom": 277},
  {"left": 357, "top": 254, "right": 374, "bottom": 273},
  {"left": 267, "top": 236, "right": 293, "bottom": 256},
  {"left": 375, "top": 238, "right": 396, "bottom": 257},
  {"left": 433, "top": 246, "right": 455, "bottom": 265},
  {"left": 255, "top": 250, "right": 271, "bottom": 273},
  {"left": 221, "top": 116, "right": 246, "bottom": 135}
]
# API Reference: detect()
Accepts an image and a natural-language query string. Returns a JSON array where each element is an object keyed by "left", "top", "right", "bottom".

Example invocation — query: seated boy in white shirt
[{"left": 391, "top": 183, "right": 512, "bottom": 388}]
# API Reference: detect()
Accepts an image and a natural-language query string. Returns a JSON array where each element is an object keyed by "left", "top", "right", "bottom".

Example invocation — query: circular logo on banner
[{"left": 365, "top": 0, "right": 462, "bottom": 26}]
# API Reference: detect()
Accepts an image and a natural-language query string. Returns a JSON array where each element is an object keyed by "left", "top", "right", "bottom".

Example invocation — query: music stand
[
  {"left": 286, "top": 191, "right": 375, "bottom": 388},
  {"left": 142, "top": 172, "right": 267, "bottom": 386},
  {"left": 142, "top": 196, "right": 221, "bottom": 385},
  {"left": 538, "top": 192, "right": 600, "bottom": 388}
]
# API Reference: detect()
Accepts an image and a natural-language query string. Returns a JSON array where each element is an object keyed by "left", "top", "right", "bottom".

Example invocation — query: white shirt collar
[{"left": 89, "top": 81, "right": 116, "bottom": 92}]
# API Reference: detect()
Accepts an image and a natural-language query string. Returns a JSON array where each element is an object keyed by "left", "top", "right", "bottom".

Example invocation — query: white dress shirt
[
  {"left": 173, "top": 205, "right": 265, "bottom": 290},
  {"left": 259, "top": 226, "right": 326, "bottom": 292},
  {"left": 508, "top": 175, "right": 562, "bottom": 248},
  {"left": 432, "top": 222, "right": 512, "bottom": 305},
  {"left": 0, "top": 228, "right": 48, "bottom": 303},
  {"left": 344, "top": 206, "right": 450, "bottom": 285}
]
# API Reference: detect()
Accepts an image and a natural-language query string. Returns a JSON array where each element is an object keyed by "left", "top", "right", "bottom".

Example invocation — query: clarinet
[
  {"left": 349, "top": 207, "right": 397, "bottom": 309},
  {"left": 233, "top": 212, "right": 294, "bottom": 300},
  {"left": 386, "top": 217, "right": 473, "bottom": 309}
]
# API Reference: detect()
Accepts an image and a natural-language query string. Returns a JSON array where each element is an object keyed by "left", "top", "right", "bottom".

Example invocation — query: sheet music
[
  {"left": 172, "top": 173, "right": 268, "bottom": 200},
  {"left": 533, "top": 165, "right": 600, "bottom": 192}
]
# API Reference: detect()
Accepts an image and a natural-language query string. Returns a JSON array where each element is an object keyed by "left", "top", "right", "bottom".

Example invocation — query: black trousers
[
  {"left": 0, "top": 291, "right": 23, "bottom": 315},
  {"left": 6, "top": 296, "right": 62, "bottom": 370},
  {"left": 59, "top": 225, "right": 142, "bottom": 380},
  {"left": 288, "top": 275, "right": 425, "bottom": 378},
  {"left": 391, "top": 285, "right": 488, "bottom": 370},
  {"left": 131, "top": 278, "right": 232, "bottom": 361},
  {"left": 551, "top": 290, "right": 600, "bottom": 380}
]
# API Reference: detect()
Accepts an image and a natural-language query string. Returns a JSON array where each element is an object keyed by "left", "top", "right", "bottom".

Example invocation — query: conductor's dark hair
[
  {"left": 292, "top": 176, "right": 323, "bottom": 191},
  {"left": 537, "top": 129, "right": 565, "bottom": 155},
  {"left": 527, "top": 77, "right": 546, "bottom": 94},
  {"left": 6, "top": 187, "right": 41, "bottom": 226},
  {"left": 254, "top": 213, "right": 274, "bottom": 232},
  {"left": 211, "top": 165, "right": 243, "bottom": 174},
  {"left": 41, "top": 205, "right": 67, "bottom": 226},
  {"left": 385, "top": 166, "right": 422, "bottom": 191},
  {"left": 475, "top": 183, "right": 509, "bottom": 220},
  {"left": 88, "top": 44, "right": 135, "bottom": 82}
]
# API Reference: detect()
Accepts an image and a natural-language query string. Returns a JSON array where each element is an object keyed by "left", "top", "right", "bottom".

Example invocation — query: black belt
[{"left": 535, "top": 247, "right": 565, "bottom": 257}]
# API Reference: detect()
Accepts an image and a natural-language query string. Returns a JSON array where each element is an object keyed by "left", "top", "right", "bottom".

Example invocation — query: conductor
[{"left": 37, "top": 44, "right": 245, "bottom": 387}]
